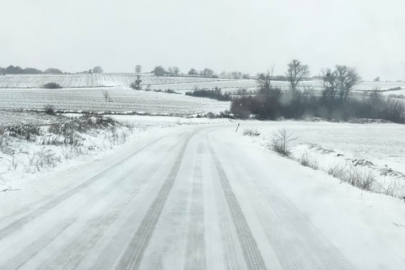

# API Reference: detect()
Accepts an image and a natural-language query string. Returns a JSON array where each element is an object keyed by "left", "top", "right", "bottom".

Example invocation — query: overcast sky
[{"left": 1, "top": 0, "right": 404, "bottom": 80}]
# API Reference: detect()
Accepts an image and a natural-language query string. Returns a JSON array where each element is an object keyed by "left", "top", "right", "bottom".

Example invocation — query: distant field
[
  {"left": 1, "top": 74, "right": 403, "bottom": 92},
  {"left": 0, "top": 73, "right": 232, "bottom": 88},
  {"left": 0, "top": 87, "right": 230, "bottom": 116},
  {"left": 159, "top": 80, "right": 405, "bottom": 93}
]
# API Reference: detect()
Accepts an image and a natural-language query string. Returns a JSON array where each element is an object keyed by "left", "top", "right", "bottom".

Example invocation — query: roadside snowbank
[
  {"left": 238, "top": 120, "right": 405, "bottom": 200},
  {"left": 0, "top": 115, "right": 228, "bottom": 193}
]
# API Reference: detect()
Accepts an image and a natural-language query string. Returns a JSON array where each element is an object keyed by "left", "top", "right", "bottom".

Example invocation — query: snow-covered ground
[
  {"left": 0, "top": 74, "right": 232, "bottom": 88},
  {"left": 151, "top": 80, "right": 405, "bottom": 93},
  {"left": 0, "top": 120, "right": 404, "bottom": 269},
  {"left": 238, "top": 120, "right": 405, "bottom": 199},
  {"left": 0, "top": 87, "right": 230, "bottom": 115},
  {"left": 1, "top": 73, "right": 403, "bottom": 92},
  {"left": 0, "top": 115, "right": 229, "bottom": 192}
]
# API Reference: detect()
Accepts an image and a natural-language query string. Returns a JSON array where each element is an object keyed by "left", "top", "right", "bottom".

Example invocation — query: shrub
[
  {"left": 327, "top": 164, "right": 375, "bottom": 191},
  {"left": 299, "top": 153, "right": 319, "bottom": 170},
  {"left": 103, "top": 91, "right": 113, "bottom": 102},
  {"left": 164, "top": 89, "right": 177, "bottom": 94},
  {"left": 270, "top": 128, "right": 296, "bottom": 157},
  {"left": 43, "top": 82, "right": 62, "bottom": 89},
  {"left": 186, "top": 87, "right": 232, "bottom": 101},
  {"left": 243, "top": 128, "right": 260, "bottom": 137},
  {"left": 44, "top": 105, "right": 56, "bottom": 115},
  {"left": 230, "top": 86, "right": 405, "bottom": 123},
  {"left": 130, "top": 76, "right": 142, "bottom": 90},
  {"left": 6, "top": 124, "right": 40, "bottom": 141}
]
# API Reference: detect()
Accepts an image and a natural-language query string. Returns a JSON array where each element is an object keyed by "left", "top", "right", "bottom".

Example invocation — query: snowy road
[{"left": 0, "top": 124, "right": 403, "bottom": 269}]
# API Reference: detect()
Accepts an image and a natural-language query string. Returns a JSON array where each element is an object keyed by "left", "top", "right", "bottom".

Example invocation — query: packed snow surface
[{"left": 0, "top": 119, "right": 404, "bottom": 269}]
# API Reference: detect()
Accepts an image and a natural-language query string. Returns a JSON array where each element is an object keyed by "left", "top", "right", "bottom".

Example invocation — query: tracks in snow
[
  {"left": 0, "top": 136, "right": 164, "bottom": 242},
  {"left": 115, "top": 133, "right": 194, "bottom": 270},
  {"left": 209, "top": 144, "right": 268, "bottom": 270},
  {"left": 0, "top": 126, "right": 358, "bottom": 270}
]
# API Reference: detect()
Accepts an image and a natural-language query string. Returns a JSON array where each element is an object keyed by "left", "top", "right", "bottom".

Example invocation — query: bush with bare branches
[{"left": 270, "top": 128, "right": 296, "bottom": 156}]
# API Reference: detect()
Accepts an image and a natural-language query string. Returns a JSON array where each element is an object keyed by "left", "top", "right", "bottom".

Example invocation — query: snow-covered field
[
  {"left": 0, "top": 73, "right": 232, "bottom": 88},
  {"left": 0, "top": 73, "right": 404, "bottom": 93},
  {"left": 0, "top": 87, "right": 230, "bottom": 115},
  {"left": 0, "top": 111, "right": 64, "bottom": 127},
  {"left": 148, "top": 80, "right": 405, "bottom": 93},
  {"left": 240, "top": 120, "right": 405, "bottom": 199}
]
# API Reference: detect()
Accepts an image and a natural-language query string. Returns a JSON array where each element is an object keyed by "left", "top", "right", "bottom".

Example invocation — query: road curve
[{"left": 0, "top": 125, "right": 357, "bottom": 270}]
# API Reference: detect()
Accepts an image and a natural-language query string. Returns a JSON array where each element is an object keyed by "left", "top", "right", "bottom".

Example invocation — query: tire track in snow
[
  {"left": 0, "top": 136, "right": 164, "bottom": 241},
  {"left": 184, "top": 144, "right": 206, "bottom": 270},
  {"left": 0, "top": 218, "right": 76, "bottom": 270},
  {"left": 219, "top": 139, "right": 356, "bottom": 270},
  {"left": 38, "top": 138, "right": 186, "bottom": 270},
  {"left": 214, "top": 177, "right": 246, "bottom": 270},
  {"left": 209, "top": 145, "right": 267, "bottom": 270},
  {"left": 237, "top": 165, "right": 356, "bottom": 270},
  {"left": 115, "top": 132, "right": 193, "bottom": 270},
  {"left": 40, "top": 192, "right": 136, "bottom": 270}
]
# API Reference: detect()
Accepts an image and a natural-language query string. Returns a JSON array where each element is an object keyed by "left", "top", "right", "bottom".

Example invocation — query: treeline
[
  {"left": 0, "top": 66, "right": 64, "bottom": 75},
  {"left": 150, "top": 65, "right": 323, "bottom": 80},
  {"left": 0, "top": 65, "right": 104, "bottom": 75},
  {"left": 231, "top": 87, "right": 405, "bottom": 123},
  {"left": 185, "top": 87, "right": 232, "bottom": 101},
  {"left": 152, "top": 66, "right": 218, "bottom": 78},
  {"left": 230, "top": 59, "right": 405, "bottom": 123}
]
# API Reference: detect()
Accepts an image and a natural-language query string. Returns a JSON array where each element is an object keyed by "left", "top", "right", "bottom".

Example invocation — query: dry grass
[
  {"left": 243, "top": 128, "right": 260, "bottom": 137},
  {"left": 327, "top": 164, "right": 376, "bottom": 191},
  {"left": 299, "top": 153, "right": 319, "bottom": 170}
]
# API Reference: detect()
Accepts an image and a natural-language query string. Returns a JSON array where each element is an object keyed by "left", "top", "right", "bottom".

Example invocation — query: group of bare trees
[
  {"left": 230, "top": 59, "right": 404, "bottom": 123},
  {"left": 321, "top": 65, "right": 362, "bottom": 103},
  {"left": 219, "top": 71, "right": 250, "bottom": 79},
  {"left": 150, "top": 66, "right": 219, "bottom": 78},
  {"left": 187, "top": 67, "right": 216, "bottom": 78},
  {"left": 0, "top": 66, "right": 64, "bottom": 75}
]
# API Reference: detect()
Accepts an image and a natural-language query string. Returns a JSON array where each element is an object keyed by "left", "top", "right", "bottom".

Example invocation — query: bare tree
[
  {"left": 321, "top": 66, "right": 361, "bottom": 103},
  {"left": 103, "top": 91, "right": 112, "bottom": 102},
  {"left": 256, "top": 66, "right": 275, "bottom": 90},
  {"left": 335, "top": 65, "right": 361, "bottom": 101},
  {"left": 321, "top": 68, "right": 338, "bottom": 102},
  {"left": 132, "top": 65, "right": 142, "bottom": 90},
  {"left": 172, "top": 66, "right": 180, "bottom": 76},
  {"left": 188, "top": 68, "right": 198, "bottom": 76},
  {"left": 167, "top": 67, "right": 173, "bottom": 76},
  {"left": 285, "top": 59, "right": 310, "bottom": 96},
  {"left": 200, "top": 68, "right": 214, "bottom": 77}
]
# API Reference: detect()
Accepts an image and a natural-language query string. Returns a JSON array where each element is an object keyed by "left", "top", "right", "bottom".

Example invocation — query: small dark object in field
[
  {"left": 43, "top": 82, "right": 62, "bottom": 89},
  {"left": 44, "top": 105, "right": 56, "bottom": 115}
]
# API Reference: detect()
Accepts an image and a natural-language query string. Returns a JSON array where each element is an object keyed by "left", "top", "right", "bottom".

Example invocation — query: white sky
[{"left": 0, "top": 0, "right": 404, "bottom": 80}]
